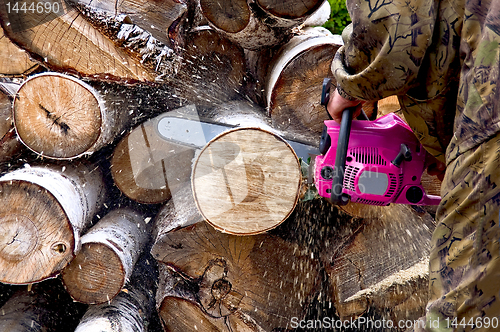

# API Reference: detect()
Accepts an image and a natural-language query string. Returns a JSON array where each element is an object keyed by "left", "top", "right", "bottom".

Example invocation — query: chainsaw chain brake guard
[{"left": 316, "top": 78, "right": 441, "bottom": 206}]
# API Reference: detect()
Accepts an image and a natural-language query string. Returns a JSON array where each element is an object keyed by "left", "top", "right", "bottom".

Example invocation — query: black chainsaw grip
[
  {"left": 321, "top": 78, "right": 333, "bottom": 120},
  {"left": 330, "top": 107, "right": 354, "bottom": 206}
]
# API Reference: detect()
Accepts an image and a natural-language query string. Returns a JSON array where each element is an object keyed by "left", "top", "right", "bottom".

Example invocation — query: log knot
[{"left": 199, "top": 258, "right": 243, "bottom": 318}]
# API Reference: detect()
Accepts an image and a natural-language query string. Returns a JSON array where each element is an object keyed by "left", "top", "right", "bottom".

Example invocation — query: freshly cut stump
[
  {"left": 191, "top": 127, "right": 301, "bottom": 235},
  {"left": 13, "top": 73, "right": 103, "bottom": 159}
]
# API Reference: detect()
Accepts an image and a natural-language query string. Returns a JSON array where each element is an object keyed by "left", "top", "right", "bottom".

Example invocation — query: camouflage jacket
[{"left": 332, "top": 0, "right": 500, "bottom": 164}]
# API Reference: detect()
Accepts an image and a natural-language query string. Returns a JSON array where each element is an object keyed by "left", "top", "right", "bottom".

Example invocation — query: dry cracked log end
[
  {"left": 0, "top": 27, "right": 38, "bottom": 77},
  {"left": 0, "top": 162, "right": 105, "bottom": 284},
  {"left": 191, "top": 127, "right": 301, "bottom": 235},
  {"left": 0, "top": 180, "right": 74, "bottom": 284},
  {"left": 13, "top": 73, "right": 102, "bottom": 159}
]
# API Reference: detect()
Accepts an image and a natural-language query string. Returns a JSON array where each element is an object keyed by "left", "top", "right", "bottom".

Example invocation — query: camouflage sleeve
[{"left": 332, "top": 0, "right": 439, "bottom": 101}]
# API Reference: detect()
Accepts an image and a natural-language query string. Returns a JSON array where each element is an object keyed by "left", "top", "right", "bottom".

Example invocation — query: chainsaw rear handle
[
  {"left": 321, "top": 77, "right": 368, "bottom": 121},
  {"left": 330, "top": 107, "right": 355, "bottom": 205}
]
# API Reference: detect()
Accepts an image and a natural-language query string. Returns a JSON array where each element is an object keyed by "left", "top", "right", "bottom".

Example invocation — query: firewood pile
[{"left": 0, "top": 0, "right": 442, "bottom": 330}]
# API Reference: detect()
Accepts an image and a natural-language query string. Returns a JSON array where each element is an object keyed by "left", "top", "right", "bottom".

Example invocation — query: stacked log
[
  {"left": 0, "top": 27, "right": 38, "bottom": 77},
  {"left": 74, "top": 253, "right": 160, "bottom": 331},
  {"left": 61, "top": 207, "right": 150, "bottom": 304},
  {"left": 153, "top": 221, "right": 321, "bottom": 331},
  {"left": 198, "top": 0, "right": 327, "bottom": 50},
  {"left": 0, "top": 162, "right": 105, "bottom": 284}
]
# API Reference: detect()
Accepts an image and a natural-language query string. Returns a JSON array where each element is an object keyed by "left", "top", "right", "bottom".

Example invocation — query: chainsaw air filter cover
[{"left": 314, "top": 113, "right": 441, "bottom": 206}]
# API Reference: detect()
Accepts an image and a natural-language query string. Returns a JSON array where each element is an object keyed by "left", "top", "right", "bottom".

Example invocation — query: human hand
[
  {"left": 326, "top": 87, "right": 363, "bottom": 123},
  {"left": 425, "top": 154, "right": 446, "bottom": 181}
]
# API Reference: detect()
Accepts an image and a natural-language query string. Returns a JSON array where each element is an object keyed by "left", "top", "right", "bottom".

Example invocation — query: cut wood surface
[
  {"left": 111, "top": 105, "right": 198, "bottom": 204},
  {"left": 0, "top": 27, "right": 38, "bottom": 77},
  {"left": 199, "top": 0, "right": 325, "bottom": 50},
  {"left": 256, "top": 0, "right": 326, "bottom": 21},
  {"left": 0, "top": 2, "right": 156, "bottom": 83},
  {"left": 74, "top": 253, "right": 159, "bottom": 331},
  {"left": 13, "top": 73, "right": 142, "bottom": 159},
  {"left": 266, "top": 28, "right": 341, "bottom": 143},
  {"left": 324, "top": 204, "right": 435, "bottom": 322},
  {"left": 192, "top": 127, "right": 301, "bottom": 235},
  {"left": 153, "top": 221, "right": 321, "bottom": 331},
  {"left": 0, "top": 162, "right": 105, "bottom": 284},
  {"left": 62, "top": 207, "right": 150, "bottom": 304}
]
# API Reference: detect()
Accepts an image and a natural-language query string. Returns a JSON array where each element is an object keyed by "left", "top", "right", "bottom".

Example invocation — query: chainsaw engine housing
[{"left": 314, "top": 113, "right": 441, "bottom": 206}]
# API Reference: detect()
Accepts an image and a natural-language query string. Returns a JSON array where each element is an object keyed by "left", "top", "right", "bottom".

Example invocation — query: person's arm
[{"left": 332, "top": 0, "right": 438, "bottom": 102}]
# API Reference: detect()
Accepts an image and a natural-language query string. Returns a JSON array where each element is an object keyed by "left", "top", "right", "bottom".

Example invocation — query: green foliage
[{"left": 322, "top": 0, "right": 351, "bottom": 35}]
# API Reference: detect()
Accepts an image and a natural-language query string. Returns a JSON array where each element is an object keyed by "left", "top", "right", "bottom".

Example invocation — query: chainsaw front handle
[{"left": 330, "top": 107, "right": 355, "bottom": 205}]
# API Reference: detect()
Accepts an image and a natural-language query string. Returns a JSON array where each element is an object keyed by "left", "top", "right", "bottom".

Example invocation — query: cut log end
[
  {"left": 200, "top": 0, "right": 250, "bottom": 33},
  {"left": 0, "top": 180, "right": 74, "bottom": 284},
  {"left": 267, "top": 36, "right": 341, "bottom": 142},
  {"left": 13, "top": 73, "right": 102, "bottom": 159},
  {"left": 62, "top": 242, "right": 124, "bottom": 304},
  {"left": 111, "top": 132, "right": 172, "bottom": 204},
  {"left": 192, "top": 127, "right": 301, "bottom": 235},
  {"left": 257, "top": 0, "right": 325, "bottom": 19}
]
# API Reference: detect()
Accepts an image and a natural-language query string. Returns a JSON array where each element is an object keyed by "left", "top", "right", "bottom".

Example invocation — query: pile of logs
[{"left": 0, "top": 0, "right": 442, "bottom": 331}]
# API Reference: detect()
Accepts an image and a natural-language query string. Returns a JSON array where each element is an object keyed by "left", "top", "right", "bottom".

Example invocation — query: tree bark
[
  {"left": 197, "top": 0, "right": 325, "bottom": 50},
  {"left": 192, "top": 126, "right": 301, "bottom": 235},
  {"left": 153, "top": 221, "right": 321, "bottom": 331},
  {"left": 72, "top": 0, "right": 190, "bottom": 49},
  {"left": 62, "top": 207, "right": 150, "bottom": 304},
  {"left": 0, "top": 86, "right": 23, "bottom": 164},
  {"left": 0, "top": 161, "right": 105, "bottom": 284},
  {"left": 266, "top": 27, "right": 341, "bottom": 143}
]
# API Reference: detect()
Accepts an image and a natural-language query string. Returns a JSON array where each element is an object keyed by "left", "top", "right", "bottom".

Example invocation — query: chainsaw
[{"left": 314, "top": 78, "right": 441, "bottom": 206}]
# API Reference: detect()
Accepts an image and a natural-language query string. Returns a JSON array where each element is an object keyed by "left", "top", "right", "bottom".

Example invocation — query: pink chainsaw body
[{"left": 314, "top": 113, "right": 441, "bottom": 206}]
